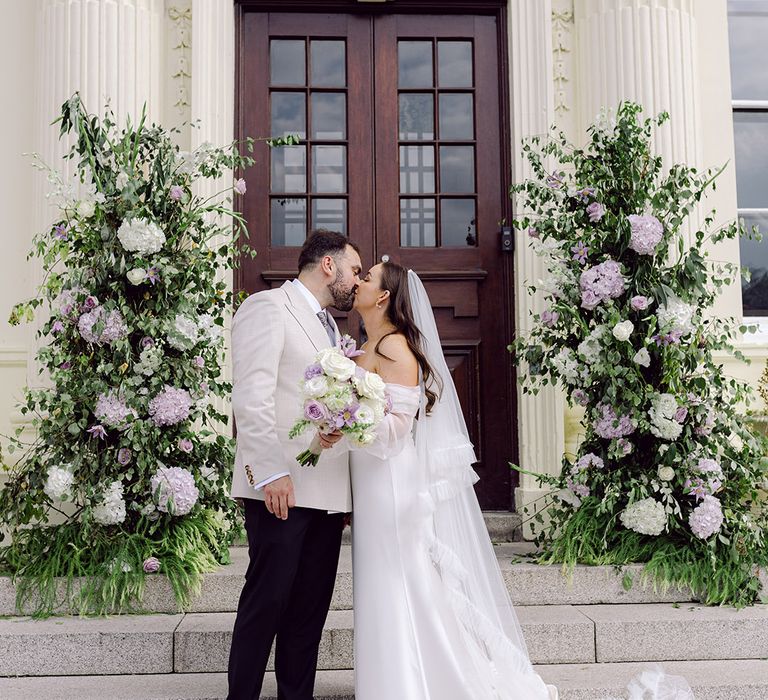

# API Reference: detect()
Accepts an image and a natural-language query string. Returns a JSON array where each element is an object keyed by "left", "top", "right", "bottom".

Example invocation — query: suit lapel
[{"left": 281, "top": 281, "right": 332, "bottom": 351}]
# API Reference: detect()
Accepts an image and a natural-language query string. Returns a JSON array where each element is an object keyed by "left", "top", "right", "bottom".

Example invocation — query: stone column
[
  {"left": 509, "top": 0, "right": 567, "bottom": 538},
  {"left": 191, "top": 0, "right": 235, "bottom": 436}
]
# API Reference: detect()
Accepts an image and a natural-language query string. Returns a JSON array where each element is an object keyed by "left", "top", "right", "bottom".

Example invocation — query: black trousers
[{"left": 227, "top": 499, "right": 345, "bottom": 700}]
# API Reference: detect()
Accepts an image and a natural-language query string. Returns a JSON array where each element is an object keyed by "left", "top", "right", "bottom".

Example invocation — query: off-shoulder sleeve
[{"left": 351, "top": 385, "right": 420, "bottom": 460}]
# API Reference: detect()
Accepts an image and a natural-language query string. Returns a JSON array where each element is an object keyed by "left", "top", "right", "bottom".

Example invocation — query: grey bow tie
[{"left": 316, "top": 310, "right": 335, "bottom": 346}]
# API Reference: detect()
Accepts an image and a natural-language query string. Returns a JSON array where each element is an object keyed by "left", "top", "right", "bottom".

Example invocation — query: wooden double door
[{"left": 236, "top": 6, "right": 516, "bottom": 509}]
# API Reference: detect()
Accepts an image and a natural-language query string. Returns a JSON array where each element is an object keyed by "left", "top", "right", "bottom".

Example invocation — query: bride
[{"left": 335, "top": 260, "right": 559, "bottom": 699}]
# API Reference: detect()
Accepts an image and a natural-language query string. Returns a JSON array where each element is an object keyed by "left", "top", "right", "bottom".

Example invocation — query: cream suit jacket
[{"left": 229, "top": 281, "right": 352, "bottom": 512}]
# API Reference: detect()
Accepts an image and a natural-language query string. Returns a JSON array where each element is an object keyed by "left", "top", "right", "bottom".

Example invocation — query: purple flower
[
  {"left": 674, "top": 406, "right": 688, "bottom": 423},
  {"left": 304, "top": 364, "right": 323, "bottom": 380},
  {"left": 651, "top": 330, "right": 683, "bottom": 346},
  {"left": 572, "top": 389, "right": 589, "bottom": 406},
  {"left": 338, "top": 335, "right": 365, "bottom": 358},
  {"left": 335, "top": 403, "right": 359, "bottom": 428},
  {"left": 579, "top": 259, "right": 626, "bottom": 310},
  {"left": 78, "top": 307, "right": 128, "bottom": 345},
  {"left": 87, "top": 424, "right": 108, "bottom": 440},
  {"left": 143, "top": 557, "right": 161, "bottom": 573},
  {"left": 566, "top": 477, "right": 590, "bottom": 498},
  {"left": 384, "top": 393, "right": 393, "bottom": 414},
  {"left": 688, "top": 495, "right": 723, "bottom": 539},
  {"left": 59, "top": 361, "right": 72, "bottom": 370},
  {"left": 170, "top": 185, "right": 184, "bottom": 201},
  {"left": 193, "top": 355, "right": 205, "bottom": 369},
  {"left": 541, "top": 309, "right": 559, "bottom": 327},
  {"left": 151, "top": 466, "right": 199, "bottom": 516},
  {"left": 695, "top": 409, "right": 716, "bottom": 436},
  {"left": 630, "top": 295, "right": 650, "bottom": 311},
  {"left": 148, "top": 386, "right": 193, "bottom": 427},
  {"left": 571, "top": 241, "right": 589, "bottom": 265},
  {"left": 53, "top": 224, "right": 69, "bottom": 240},
  {"left": 616, "top": 438, "right": 634, "bottom": 456},
  {"left": 304, "top": 400, "right": 328, "bottom": 423},
  {"left": 573, "top": 187, "right": 596, "bottom": 203},
  {"left": 527, "top": 227, "right": 540, "bottom": 239},
  {"left": 51, "top": 320, "right": 65, "bottom": 334},
  {"left": 83, "top": 295, "right": 99, "bottom": 311},
  {"left": 586, "top": 202, "right": 606, "bottom": 222},
  {"left": 575, "top": 453, "right": 604, "bottom": 471},
  {"left": 178, "top": 438, "right": 194, "bottom": 453},
  {"left": 628, "top": 214, "right": 664, "bottom": 255},
  {"left": 234, "top": 178, "right": 247, "bottom": 195},
  {"left": 140, "top": 336, "right": 155, "bottom": 349},
  {"left": 117, "top": 448, "right": 132, "bottom": 466},
  {"left": 95, "top": 392, "right": 137, "bottom": 429},
  {"left": 146, "top": 267, "right": 160, "bottom": 285},
  {"left": 593, "top": 404, "right": 636, "bottom": 439},
  {"left": 546, "top": 171, "right": 564, "bottom": 189}
]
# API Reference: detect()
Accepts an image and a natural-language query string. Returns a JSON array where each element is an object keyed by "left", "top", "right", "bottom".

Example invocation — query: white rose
[
  {"left": 353, "top": 431, "right": 376, "bottom": 446},
  {"left": 356, "top": 403, "right": 375, "bottom": 425},
  {"left": 127, "top": 268, "right": 147, "bottom": 285},
  {"left": 612, "top": 320, "right": 634, "bottom": 342},
  {"left": 355, "top": 371, "right": 386, "bottom": 402},
  {"left": 360, "top": 397, "right": 385, "bottom": 422},
  {"left": 303, "top": 375, "right": 330, "bottom": 398},
  {"left": 633, "top": 348, "right": 651, "bottom": 367},
  {"left": 658, "top": 466, "right": 675, "bottom": 482},
  {"left": 317, "top": 348, "right": 356, "bottom": 382},
  {"left": 77, "top": 200, "right": 96, "bottom": 218}
]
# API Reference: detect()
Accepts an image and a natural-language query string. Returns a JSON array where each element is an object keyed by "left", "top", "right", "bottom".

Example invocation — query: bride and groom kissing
[{"left": 226, "top": 229, "right": 558, "bottom": 700}]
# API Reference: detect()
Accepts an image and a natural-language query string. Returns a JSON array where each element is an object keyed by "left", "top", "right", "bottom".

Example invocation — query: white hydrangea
[
  {"left": 619, "top": 497, "right": 667, "bottom": 536},
  {"left": 134, "top": 345, "right": 164, "bottom": 377},
  {"left": 577, "top": 326, "right": 606, "bottom": 364},
  {"left": 648, "top": 393, "right": 683, "bottom": 441},
  {"left": 551, "top": 347, "right": 582, "bottom": 385},
  {"left": 656, "top": 295, "right": 695, "bottom": 337},
  {"left": 117, "top": 217, "right": 166, "bottom": 256},
  {"left": 92, "top": 481, "right": 127, "bottom": 526},
  {"left": 44, "top": 465, "right": 75, "bottom": 502},
  {"left": 197, "top": 314, "right": 223, "bottom": 344},
  {"left": 167, "top": 314, "right": 200, "bottom": 351}
]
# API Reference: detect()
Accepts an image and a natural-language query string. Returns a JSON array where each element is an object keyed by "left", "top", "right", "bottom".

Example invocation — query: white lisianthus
[
  {"left": 352, "top": 431, "right": 376, "bottom": 446},
  {"left": 76, "top": 200, "right": 96, "bottom": 219},
  {"left": 116, "top": 171, "right": 130, "bottom": 190},
  {"left": 355, "top": 371, "right": 387, "bottom": 402},
  {"left": 92, "top": 481, "right": 127, "bottom": 526},
  {"left": 633, "top": 348, "right": 651, "bottom": 367},
  {"left": 658, "top": 466, "right": 675, "bottom": 482},
  {"left": 127, "top": 268, "right": 147, "bottom": 285},
  {"left": 612, "top": 320, "right": 634, "bottom": 341},
  {"left": 619, "top": 497, "right": 667, "bottom": 536},
  {"left": 317, "top": 348, "right": 356, "bottom": 382},
  {"left": 117, "top": 217, "right": 166, "bottom": 256},
  {"left": 303, "top": 375, "right": 330, "bottom": 398},
  {"left": 44, "top": 465, "right": 75, "bottom": 502},
  {"left": 167, "top": 314, "right": 200, "bottom": 351},
  {"left": 656, "top": 295, "right": 695, "bottom": 337},
  {"left": 356, "top": 403, "right": 375, "bottom": 425}
]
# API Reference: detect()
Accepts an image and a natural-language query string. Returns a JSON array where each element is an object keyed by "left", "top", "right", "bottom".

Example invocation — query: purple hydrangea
[
  {"left": 688, "top": 495, "right": 724, "bottom": 539},
  {"left": 143, "top": 557, "right": 161, "bottom": 573},
  {"left": 304, "top": 364, "right": 323, "bottom": 380},
  {"left": 117, "top": 448, "right": 132, "bottom": 466},
  {"left": 148, "top": 386, "right": 193, "bottom": 427},
  {"left": 151, "top": 466, "right": 199, "bottom": 516},
  {"left": 586, "top": 202, "right": 606, "bottom": 222},
  {"left": 170, "top": 185, "right": 184, "bottom": 201},
  {"left": 95, "top": 392, "right": 136, "bottom": 429},
  {"left": 684, "top": 458, "right": 724, "bottom": 501},
  {"left": 51, "top": 320, "right": 65, "bottom": 334},
  {"left": 566, "top": 478, "right": 590, "bottom": 498},
  {"left": 594, "top": 404, "right": 636, "bottom": 439},
  {"left": 78, "top": 307, "right": 128, "bottom": 345},
  {"left": 575, "top": 453, "right": 604, "bottom": 471},
  {"left": 630, "top": 295, "right": 651, "bottom": 311},
  {"left": 579, "top": 260, "right": 626, "bottom": 310},
  {"left": 628, "top": 214, "right": 664, "bottom": 255}
]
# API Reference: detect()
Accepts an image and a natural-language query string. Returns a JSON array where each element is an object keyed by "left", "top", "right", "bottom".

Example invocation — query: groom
[{"left": 227, "top": 230, "right": 363, "bottom": 699}]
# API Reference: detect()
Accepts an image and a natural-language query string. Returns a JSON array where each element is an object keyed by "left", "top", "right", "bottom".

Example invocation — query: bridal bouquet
[{"left": 290, "top": 335, "right": 389, "bottom": 466}]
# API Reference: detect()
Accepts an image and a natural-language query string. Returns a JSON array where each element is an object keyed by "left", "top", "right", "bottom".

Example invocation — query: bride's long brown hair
[{"left": 374, "top": 261, "right": 442, "bottom": 414}]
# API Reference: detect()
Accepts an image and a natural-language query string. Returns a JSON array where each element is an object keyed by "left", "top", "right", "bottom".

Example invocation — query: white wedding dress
[{"left": 350, "top": 381, "right": 557, "bottom": 700}]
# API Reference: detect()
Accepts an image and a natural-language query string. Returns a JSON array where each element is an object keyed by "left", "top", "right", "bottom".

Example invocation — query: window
[{"left": 728, "top": 0, "right": 768, "bottom": 317}]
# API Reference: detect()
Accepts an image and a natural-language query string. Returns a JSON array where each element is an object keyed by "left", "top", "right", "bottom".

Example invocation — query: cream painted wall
[{"left": 0, "top": 2, "right": 37, "bottom": 475}]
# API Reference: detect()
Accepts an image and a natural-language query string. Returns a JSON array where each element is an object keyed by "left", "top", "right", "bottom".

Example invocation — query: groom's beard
[{"left": 328, "top": 275, "right": 356, "bottom": 312}]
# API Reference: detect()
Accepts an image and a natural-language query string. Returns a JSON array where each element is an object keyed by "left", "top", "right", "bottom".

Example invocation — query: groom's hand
[{"left": 264, "top": 476, "right": 295, "bottom": 520}]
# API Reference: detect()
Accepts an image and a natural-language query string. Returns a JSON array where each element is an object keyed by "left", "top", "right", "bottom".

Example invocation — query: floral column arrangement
[
  {"left": 510, "top": 102, "right": 768, "bottom": 606},
  {"left": 0, "top": 94, "right": 258, "bottom": 615}
]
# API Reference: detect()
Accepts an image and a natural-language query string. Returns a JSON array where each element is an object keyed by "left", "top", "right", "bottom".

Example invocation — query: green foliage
[{"left": 509, "top": 102, "right": 768, "bottom": 606}]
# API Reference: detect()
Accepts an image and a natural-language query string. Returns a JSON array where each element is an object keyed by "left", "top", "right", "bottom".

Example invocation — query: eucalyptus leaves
[{"left": 510, "top": 102, "right": 768, "bottom": 606}]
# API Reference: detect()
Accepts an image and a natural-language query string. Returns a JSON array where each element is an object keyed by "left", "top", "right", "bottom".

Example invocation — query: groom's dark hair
[{"left": 298, "top": 229, "right": 360, "bottom": 272}]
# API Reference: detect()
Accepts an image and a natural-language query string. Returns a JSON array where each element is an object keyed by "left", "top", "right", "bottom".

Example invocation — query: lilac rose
[
  {"left": 143, "top": 557, "right": 161, "bottom": 574},
  {"left": 304, "top": 400, "right": 328, "bottom": 423}
]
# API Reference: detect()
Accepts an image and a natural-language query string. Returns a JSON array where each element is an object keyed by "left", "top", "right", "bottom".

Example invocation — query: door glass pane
[
  {"left": 271, "top": 146, "right": 306, "bottom": 193},
  {"left": 440, "top": 146, "right": 475, "bottom": 193},
  {"left": 312, "top": 145, "right": 347, "bottom": 193},
  {"left": 733, "top": 112, "right": 768, "bottom": 208},
  {"left": 438, "top": 41, "right": 473, "bottom": 87},
  {"left": 311, "top": 40, "right": 346, "bottom": 87},
  {"left": 399, "top": 93, "right": 434, "bottom": 140},
  {"left": 398, "top": 41, "right": 433, "bottom": 87},
  {"left": 441, "top": 198, "right": 476, "bottom": 247},
  {"left": 312, "top": 198, "right": 347, "bottom": 234},
  {"left": 271, "top": 92, "right": 306, "bottom": 139},
  {"left": 400, "top": 198, "right": 436, "bottom": 247},
  {"left": 399, "top": 145, "right": 435, "bottom": 194},
  {"left": 311, "top": 93, "right": 346, "bottom": 140},
  {"left": 728, "top": 3, "right": 768, "bottom": 100},
  {"left": 740, "top": 210, "right": 768, "bottom": 314},
  {"left": 271, "top": 198, "right": 307, "bottom": 246},
  {"left": 270, "top": 40, "right": 305, "bottom": 86},
  {"left": 439, "top": 94, "right": 474, "bottom": 140}
]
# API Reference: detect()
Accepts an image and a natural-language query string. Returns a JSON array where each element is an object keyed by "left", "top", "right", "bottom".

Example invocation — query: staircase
[{"left": 1, "top": 514, "right": 767, "bottom": 700}]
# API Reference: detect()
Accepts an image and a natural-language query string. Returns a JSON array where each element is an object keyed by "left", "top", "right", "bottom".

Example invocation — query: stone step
[
  {"left": 2, "top": 603, "right": 767, "bottom": 678},
  {"left": 0, "top": 543, "right": 700, "bottom": 617},
  {"left": 3, "top": 661, "right": 768, "bottom": 699}
]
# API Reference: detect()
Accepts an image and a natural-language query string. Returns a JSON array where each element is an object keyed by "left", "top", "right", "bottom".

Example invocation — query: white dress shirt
[{"left": 253, "top": 279, "right": 329, "bottom": 491}]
